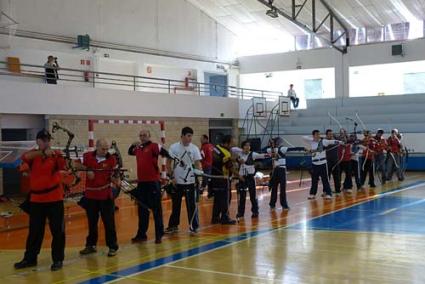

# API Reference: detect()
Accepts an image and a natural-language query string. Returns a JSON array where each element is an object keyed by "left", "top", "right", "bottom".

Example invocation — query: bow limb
[
  {"left": 328, "top": 112, "right": 342, "bottom": 130},
  {"left": 281, "top": 137, "right": 295, "bottom": 147},
  {"left": 355, "top": 113, "right": 367, "bottom": 131}
]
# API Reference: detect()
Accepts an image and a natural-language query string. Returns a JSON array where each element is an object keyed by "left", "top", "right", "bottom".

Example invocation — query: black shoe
[
  {"left": 79, "top": 246, "right": 97, "bottom": 255},
  {"left": 107, "top": 248, "right": 118, "bottom": 257},
  {"left": 369, "top": 184, "right": 376, "bottom": 188},
  {"left": 251, "top": 213, "right": 259, "bottom": 218},
  {"left": 131, "top": 235, "right": 147, "bottom": 243},
  {"left": 236, "top": 213, "right": 243, "bottom": 219},
  {"left": 221, "top": 219, "right": 237, "bottom": 225},
  {"left": 211, "top": 219, "right": 220, "bottom": 224},
  {"left": 51, "top": 261, "right": 63, "bottom": 271},
  {"left": 189, "top": 227, "right": 198, "bottom": 234},
  {"left": 282, "top": 206, "right": 290, "bottom": 211},
  {"left": 155, "top": 238, "right": 162, "bottom": 244},
  {"left": 14, "top": 259, "right": 37, "bottom": 269},
  {"left": 164, "top": 226, "right": 179, "bottom": 234},
  {"left": 269, "top": 205, "right": 276, "bottom": 209}
]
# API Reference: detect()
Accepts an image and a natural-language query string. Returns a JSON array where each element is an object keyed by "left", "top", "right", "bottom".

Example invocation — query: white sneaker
[
  {"left": 324, "top": 195, "right": 332, "bottom": 200},
  {"left": 346, "top": 189, "right": 353, "bottom": 193},
  {"left": 308, "top": 195, "right": 316, "bottom": 200}
]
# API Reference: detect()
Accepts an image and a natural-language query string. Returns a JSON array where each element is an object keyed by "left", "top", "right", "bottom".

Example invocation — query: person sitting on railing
[
  {"left": 44, "top": 55, "right": 59, "bottom": 84},
  {"left": 288, "top": 84, "right": 299, "bottom": 108}
]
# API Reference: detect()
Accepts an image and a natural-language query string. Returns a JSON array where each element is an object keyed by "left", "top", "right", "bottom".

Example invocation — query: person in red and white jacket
[
  {"left": 386, "top": 129, "right": 404, "bottom": 181},
  {"left": 360, "top": 131, "right": 377, "bottom": 189},
  {"left": 128, "top": 129, "right": 170, "bottom": 244},
  {"left": 374, "top": 129, "right": 388, "bottom": 184},
  {"left": 79, "top": 138, "right": 120, "bottom": 257},
  {"left": 14, "top": 129, "right": 66, "bottom": 271}
]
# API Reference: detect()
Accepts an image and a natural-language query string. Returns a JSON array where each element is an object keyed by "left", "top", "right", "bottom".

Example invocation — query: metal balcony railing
[{"left": 0, "top": 61, "right": 284, "bottom": 101}]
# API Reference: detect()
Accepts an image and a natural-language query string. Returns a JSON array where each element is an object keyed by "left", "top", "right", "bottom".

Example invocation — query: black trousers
[
  {"left": 375, "top": 153, "right": 386, "bottom": 182},
  {"left": 24, "top": 201, "right": 65, "bottom": 262},
  {"left": 168, "top": 184, "right": 199, "bottom": 230},
  {"left": 340, "top": 160, "right": 353, "bottom": 190},
  {"left": 310, "top": 164, "right": 332, "bottom": 196},
  {"left": 269, "top": 167, "right": 289, "bottom": 208},
  {"left": 327, "top": 160, "right": 341, "bottom": 193},
  {"left": 135, "top": 181, "right": 164, "bottom": 240},
  {"left": 360, "top": 159, "right": 375, "bottom": 186},
  {"left": 351, "top": 160, "right": 362, "bottom": 189},
  {"left": 85, "top": 198, "right": 118, "bottom": 250},
  {"left": 201, "top": 167, "right": 212, "bottom": 189},
  {"left": 290, "top": 97, "right": 299, "bottom": 108},
  {"left": 211, "top": 183, "right": 232, "bottom": 223},
  {"left": 237, "top": 175, "right": 259, "bottom": 216}
]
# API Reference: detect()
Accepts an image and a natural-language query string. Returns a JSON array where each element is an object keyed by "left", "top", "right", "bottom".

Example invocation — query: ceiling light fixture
[
  {"left": 266, "top": 0, "right": 278, "bottom": 18},
  {"left": 266, "top": 7, "right": 278, "bottom": 18}
]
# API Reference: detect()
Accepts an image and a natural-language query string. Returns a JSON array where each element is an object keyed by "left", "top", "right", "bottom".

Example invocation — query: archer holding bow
[
  {"left": 78, "top": 138, "right": 120, "bottom": 258},
  {"left": 14, "top": 129, "right": 68, "bottom": 271}
]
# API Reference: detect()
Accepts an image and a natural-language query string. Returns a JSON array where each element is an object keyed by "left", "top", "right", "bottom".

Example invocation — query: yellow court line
[
  {"left": 165, "top": 264, "right": 284, "bottom": 282},
  {"left": 18, "top": 176, "right": 425, "bottom": 284},
  {"left": 123, "top": 277, "right": 168, "bottom": 284},
  {"left": 51, "top": 236, "right": 227, "bottom": 284},
  {"left": 20, "top": 181, "right": 425, "bottom": 284}
]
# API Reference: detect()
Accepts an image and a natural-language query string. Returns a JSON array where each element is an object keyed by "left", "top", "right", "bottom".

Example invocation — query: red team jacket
[
  {"left": 83, "top": 151, "right": 117, "bottom": 200},
  {"left": 21, "top": 150, "right": 66, "bottom": 203}
]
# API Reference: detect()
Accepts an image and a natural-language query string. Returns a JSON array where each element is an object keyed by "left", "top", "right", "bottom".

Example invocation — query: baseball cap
[{"left": 36, "top": 129, "right": 52, "bottom": 141}]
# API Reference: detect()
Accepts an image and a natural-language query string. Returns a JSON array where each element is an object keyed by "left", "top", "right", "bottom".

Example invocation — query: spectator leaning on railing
[{"left": 44, "top": 55, "right": 59, "bottom": 84}]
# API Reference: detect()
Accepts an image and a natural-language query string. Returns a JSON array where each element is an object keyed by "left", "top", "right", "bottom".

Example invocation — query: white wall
[
  {"left": 350, "top": 60, "right": 425, "bottom": 97},
  {"left": 0, "top": 0, "right": 237, "bottom": 92},
  {"left": 0, "top": 35, "right": 232, "bottom": 90},
  {"left": 239, "top": 37, "right": 425, "bottom": 98},
  {"left": 240, "top": 68, "right": 335, "bottom": 109},
  {"left": 5, "top": 0, "right": 236, "bottom": 61},
  {"left": 0, "top": 80, "right": 239, "bottom": 119}
]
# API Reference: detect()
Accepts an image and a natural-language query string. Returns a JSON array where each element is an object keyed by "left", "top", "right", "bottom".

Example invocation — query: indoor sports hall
[{"left": 1, "top": 1, "right": 425, "bottom": 283}]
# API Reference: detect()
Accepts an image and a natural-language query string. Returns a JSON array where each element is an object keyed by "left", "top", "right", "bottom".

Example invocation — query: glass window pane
[
  {"left": 304, "top": 79, "right": 323, "bottom": 99},
  {"left": 403, "top": 72, "right": 425, "bottom": 94}
]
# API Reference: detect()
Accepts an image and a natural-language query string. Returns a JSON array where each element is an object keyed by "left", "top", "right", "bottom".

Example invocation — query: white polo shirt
[{"left": 169, "top": 142, "right": 202, "bottom": 185}]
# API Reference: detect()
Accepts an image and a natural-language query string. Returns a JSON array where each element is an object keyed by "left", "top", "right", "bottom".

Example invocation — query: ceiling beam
[{"left": 257, "top": 0, "right": 349, "bottom": 53}]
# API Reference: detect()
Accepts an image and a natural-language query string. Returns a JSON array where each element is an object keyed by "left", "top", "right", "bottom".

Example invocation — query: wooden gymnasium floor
[{"left": 1, "top": 172, "right": 425, "bottom": 284}]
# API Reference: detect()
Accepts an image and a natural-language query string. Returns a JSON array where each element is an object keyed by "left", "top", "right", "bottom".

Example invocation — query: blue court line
[{"left": 79, "top": 180, "right": 425, "bottom": 284}]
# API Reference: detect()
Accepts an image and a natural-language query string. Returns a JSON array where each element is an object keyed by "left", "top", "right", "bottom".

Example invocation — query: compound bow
[{"left": 51, "top": 122, "right": 81, "bottom": 189}]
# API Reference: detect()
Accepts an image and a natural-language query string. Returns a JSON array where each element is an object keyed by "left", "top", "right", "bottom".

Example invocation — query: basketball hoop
[{"left": 252, "top": 97, "right": 267, "bottom": 118}]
